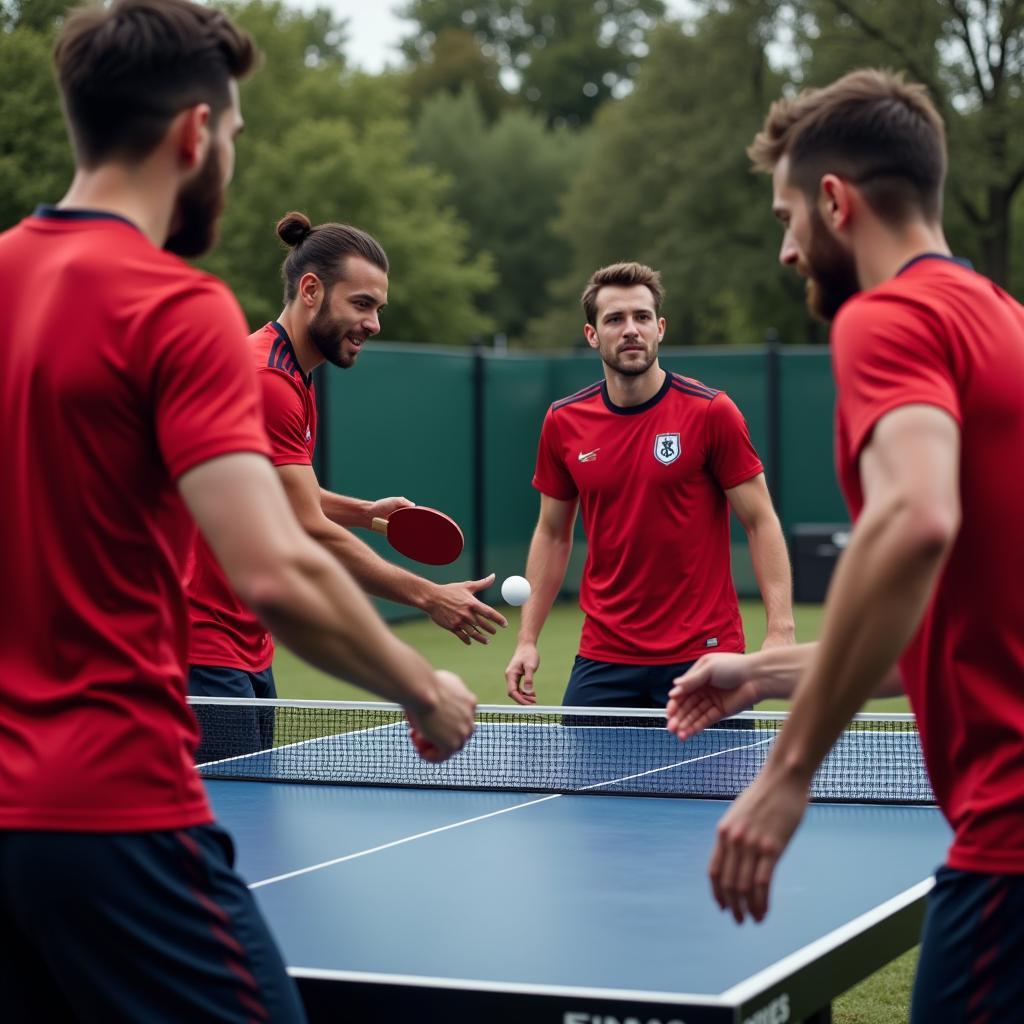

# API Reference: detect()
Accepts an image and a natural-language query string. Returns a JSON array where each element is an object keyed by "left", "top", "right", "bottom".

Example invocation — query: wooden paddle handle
[{"left": 370, "top": 517, "right": 389, "bottom": 534}]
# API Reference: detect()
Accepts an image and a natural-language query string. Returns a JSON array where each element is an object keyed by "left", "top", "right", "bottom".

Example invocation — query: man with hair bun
[
  {"left": 0, "top": 3, "right": 476, "bottom": 1020},
  {"left": 667, "top": 68, "right": 1024, "bottom": 1021},
  {"left": 187, "top": 211, "right": 507, "bottom": 722},
  {"left": 505, "top": 260, "right": 794, "bottom": 708}
]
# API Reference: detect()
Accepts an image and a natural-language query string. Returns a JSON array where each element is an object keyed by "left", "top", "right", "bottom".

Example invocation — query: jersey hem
[
  {"left": 577, "top": 642, "right": 745, "bottom": 665},
  {"left": 532, "top": 476, "right": 578, "bottom": 501},
  {"left": 168, "top": 437, "right": 271, "bottom": 483},
  {"left": 848, "top": 396, "right": 962, "bottom": 461},
  {"left": 0, "top": 801, "right": 213, "bottom": 833},
  {"left": 946, "top": 847, "right": 1024, "bottom": 874},
  {"left": 188, "top": 651, "right": 275, "bottom": 673},
  {"left": 716, "top": 463, "right": 764, "bottom": 491}
]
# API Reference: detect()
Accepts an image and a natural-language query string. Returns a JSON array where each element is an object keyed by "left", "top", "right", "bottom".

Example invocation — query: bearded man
[{"left": 504, "top": 262, "right": 793, "bottom": 708}]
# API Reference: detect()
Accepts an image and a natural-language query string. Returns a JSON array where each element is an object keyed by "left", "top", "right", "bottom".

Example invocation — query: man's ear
[
  {"left": 298, "top": 271, "right": 323, "bottom": 311},
  {"left": 819, "top": 173, "right": 853, "bottom": 229},
  {"left": 174, "top": 103, "right": 212, "bottom": 170}
]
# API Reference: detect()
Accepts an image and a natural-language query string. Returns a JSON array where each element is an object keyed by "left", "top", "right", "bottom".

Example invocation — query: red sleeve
[
  {"left": 260, "top": 370, "right": 313, "bottom": 467},
  {"left": 531, "top": 407, "right": 577, "bottom": 500},
  {"left": 138, "top": 279, "right": 269, "bottom": 481},
  {"left": 832, "top": 292, "right": 961, "bottom": 460},
  {"left": 705, "top": 393, "right": 764, "bottom": 490}
]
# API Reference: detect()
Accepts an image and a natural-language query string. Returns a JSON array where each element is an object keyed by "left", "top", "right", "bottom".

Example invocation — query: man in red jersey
[
  {"left": 0, "top": 3, "right": 475, "bottom": 1022},
  {"left": 666, "top": 69, "right": 1024, "bottom": 1021},
  {"left": 187, "top": 211, "right": 507, "bottom": 749},
  {"left": 504, "top": 262, "right": 794, "bottom": 708}
]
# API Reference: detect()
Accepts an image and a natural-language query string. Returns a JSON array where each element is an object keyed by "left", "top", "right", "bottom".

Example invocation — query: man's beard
[
  {"left": 164, "top": 146, "right": 225, "bottom": 258},
  {"left": 602, "top": 343, "right": 658, "bottom": 377},
  {"left": 308, "top": 296, "right": 354, "bottom": 369},
  {"left": 804, "top": 207, "right": 860, "bottom": 322}
]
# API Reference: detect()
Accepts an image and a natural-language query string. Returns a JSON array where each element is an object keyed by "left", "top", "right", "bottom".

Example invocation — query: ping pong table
[{"left": 195, "top": 700, "right": 950, "bottom": 1024}]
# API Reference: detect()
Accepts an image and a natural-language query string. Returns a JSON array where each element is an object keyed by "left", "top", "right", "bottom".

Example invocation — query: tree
[
  {"left": 526, "top": 5, "right": 812, "bottom": 347},
  {"left": 203, "top": 2, "right": 495, "bottom": 343},
  {"left": 0, "top": 0, "right": 75, "bottom": 31},
  {"left": 399, "top": 0, "right": 667, "bottom": 125},
  {"left": 412, "top": 86, "right": 585, "bottom": 340},
  {"left": 405, "top": 26, "right": 508, "bottom": 120},
  {"left": 0, "top": 23, "right": 73, "bottom": 229},
  {"left": 795, "top": 0, "right": 1024, "bottom": 289}
]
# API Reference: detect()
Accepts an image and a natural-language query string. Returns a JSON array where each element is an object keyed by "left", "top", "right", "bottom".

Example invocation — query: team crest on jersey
[{"left": 653, "top": 433, "right": 681, "bottom": 465}]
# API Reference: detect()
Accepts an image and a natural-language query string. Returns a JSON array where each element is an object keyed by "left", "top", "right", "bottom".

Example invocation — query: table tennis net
[{"left": 190, "top": 700, "right": 934, "bottom": 804}]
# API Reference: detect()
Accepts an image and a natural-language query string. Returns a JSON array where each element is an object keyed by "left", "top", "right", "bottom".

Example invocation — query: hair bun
[{"left": 276, "top": 211, "right": 313, "bottom": 247}]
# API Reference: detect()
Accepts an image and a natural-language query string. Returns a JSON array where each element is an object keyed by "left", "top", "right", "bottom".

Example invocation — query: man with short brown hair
[
  {"left": 667, "top": 68, "right": 1024, "bottom": 1022},
  {"left": 505, "top": 261, "right": 794, "bottom": 708},
  {"left": 0, "top": 2, "right": 475, "bottom": 1020}
]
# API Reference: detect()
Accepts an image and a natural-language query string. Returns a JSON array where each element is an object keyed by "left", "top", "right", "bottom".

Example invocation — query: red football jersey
[
  {"left": 833, "top": 255, "right": 1024, "bottom": 873},
  {"left": 0, "top": 208, "right": 269, "bottom": 831},
  {"left": 187, "top": 322, "right": 317, "bottom": 670},
  {"left": 533, "top": 372, "right": 763, "bottom": 663}
]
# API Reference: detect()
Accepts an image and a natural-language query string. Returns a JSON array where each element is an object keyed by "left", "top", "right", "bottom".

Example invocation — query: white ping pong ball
[{"left": 501, "top": 575, "right": 531, "bottom": 606}]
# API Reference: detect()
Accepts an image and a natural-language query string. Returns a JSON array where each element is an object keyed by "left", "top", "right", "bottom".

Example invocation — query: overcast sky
[{"left": 295, "top": 1, "right": 695, "bottom": 72}]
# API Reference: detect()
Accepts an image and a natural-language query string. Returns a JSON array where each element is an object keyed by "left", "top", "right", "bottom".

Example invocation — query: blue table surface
[{"left": 207, "top": 773, "right": 951, "bottom": 997}]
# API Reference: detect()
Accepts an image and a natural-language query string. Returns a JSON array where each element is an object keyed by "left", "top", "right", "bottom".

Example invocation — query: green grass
[
  {"left": 272, "top": 598, "right": 916, "bottom": 1023},
  {"left": 272, "top": 598, "right": 910, "bottom": 714}
]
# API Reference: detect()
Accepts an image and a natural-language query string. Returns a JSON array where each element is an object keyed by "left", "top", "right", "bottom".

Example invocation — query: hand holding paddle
[{"left": 371, "top": 505, "right": 464, "bottom": 565}]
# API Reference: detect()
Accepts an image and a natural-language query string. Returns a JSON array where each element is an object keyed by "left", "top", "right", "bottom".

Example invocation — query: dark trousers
[
  {"left": 911, "top": 864, "right": 1024, "bottom": 1023},
  {"left": 562, "top": 655, "right": 697, "bottom": 709},
  {"left": 189, "top": 664, "right": 277, "bottom": 763},
  {"left": 0, "top": 824, "right": 306, "bottom": 1023}
]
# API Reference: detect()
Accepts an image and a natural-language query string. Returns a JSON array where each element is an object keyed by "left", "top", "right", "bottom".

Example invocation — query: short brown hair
[
  {"left": 277, "top": 211, "right": 389, "bottom": 303},
  {"left": 54, "top": 0, "right": 257, "bottom": 167},
  {"left": 748, "top": 68, "right": 946, "bottom": 223},
  {"left": 581, "top": 262, "right": 664, "bottom": 326}
]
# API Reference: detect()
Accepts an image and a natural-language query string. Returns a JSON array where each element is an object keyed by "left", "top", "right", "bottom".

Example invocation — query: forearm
[
  {"left": 319, "top": 488, "right": 372, "bottom": 529},
  {"left": 746, "top": 516, "right": 795, "bottom": 638},
  {"left": 517, "top": 527, "right": 573, "bottom": 645},
  {"left": 737, "top": 641, "right": 901, "bottom": 701},
  {"left": 307, "top": 517, "right": 434, "bottom": 610},
  {"left": 253, "top": 538, "right": 438, "bottom": 712},
  {"left": 746, "top": 642, "right": 818, "bottom": 699},
  {"left": 768, "top": 504, "right": 950, "bottom": 780}
]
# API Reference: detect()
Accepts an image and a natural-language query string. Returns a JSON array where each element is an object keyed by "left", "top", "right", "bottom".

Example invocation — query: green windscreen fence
[{"left": 319, "top": 344, "right": 846, "bottom": 620}]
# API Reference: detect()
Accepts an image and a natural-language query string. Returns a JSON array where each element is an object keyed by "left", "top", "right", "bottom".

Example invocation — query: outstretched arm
[
  {"left": 280, "top": 464, "right": 506, "bottom": 645},
  {"left": 665, "top": 645, "right": 904, "bottom": 739},
  {"left": 180, "top": 453, "right": 476, "bottom": 760},
  {"left": 707, "top": 404, "right": 960, "bottom": 924}
]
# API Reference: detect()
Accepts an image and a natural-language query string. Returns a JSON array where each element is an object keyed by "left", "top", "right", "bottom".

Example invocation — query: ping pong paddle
[{"left": 370, "top": 506, "right": 464, "bottom": 565}]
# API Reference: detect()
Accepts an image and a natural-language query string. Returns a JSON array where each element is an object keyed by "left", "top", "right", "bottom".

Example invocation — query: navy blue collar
[
  {"left": 897, "top": 252, "right": 973, "bottom": 275},
  {"left": 601, "top": 369, "right": 671, "bottom": 416},
  {"left": 33, "top": 205, "right": 141, "bottom": 231},
  {"left": 269, "top": 320, "right": 313, "bottom": 388}
]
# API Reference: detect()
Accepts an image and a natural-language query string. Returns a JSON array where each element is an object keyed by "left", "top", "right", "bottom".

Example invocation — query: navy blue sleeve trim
[
  {"left": 669, "top": 372, "right": 719, "bottom": 401},
  {"left": 552, "top": 380, "right": 603, "bottom": 411}
]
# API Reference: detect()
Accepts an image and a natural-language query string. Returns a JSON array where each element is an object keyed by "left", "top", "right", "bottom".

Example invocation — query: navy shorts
[
  {"left": 911, "top": 865, "right": 1024, "bottom": 1022},
  {"left": 189, "top": 664, "right": 277, "bottom": 763},
  {"left": 0, "top": 823, "right": 306, "bottom": 1023},
  {"left": 562, "top": 655, "right": 697, "bottom": 709}
]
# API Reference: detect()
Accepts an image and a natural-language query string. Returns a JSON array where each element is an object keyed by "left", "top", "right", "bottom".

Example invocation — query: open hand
[
  {"left": 666, "top": 653, "right": 760, "bottom": 740},
  {"left": 426, "top": 573, "right": 508, "bottom": 645}
]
